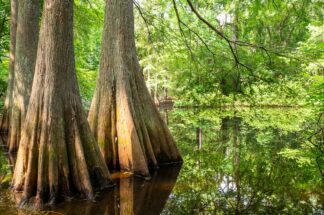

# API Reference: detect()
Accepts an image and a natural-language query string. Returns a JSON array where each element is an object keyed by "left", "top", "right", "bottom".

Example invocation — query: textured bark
[
  {"left": 0, "top": 0, "right": 18, "bottom": 132},
  {"left": 7, "top": 0, "right": 39, "bottom": 152},
  {"left": 88, "top": 0, "right": 182, "bottom": 178},
  {"left": 11, "top": 0, "right": 113, "bottom": 208}
]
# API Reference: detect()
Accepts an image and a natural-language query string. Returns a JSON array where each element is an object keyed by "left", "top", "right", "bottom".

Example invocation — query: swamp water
[{"left": 0, "top": 108, "right": 323, "bottom": 214}]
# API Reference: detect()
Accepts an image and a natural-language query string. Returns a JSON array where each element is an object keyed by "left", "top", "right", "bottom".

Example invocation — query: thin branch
[
  {"left": 172, "top": 0, "right": 216, "bottom": 67},
  {"left": 186, "top": 0, "right": 240, "bottom": 64},
  {"left": 172, "top": 0, "right": 198, "bottom": 67},
  {"left": 133, "top": 0, "right": 153, "bottom": 42},
  {"left": 84, "top": 0, "right": 102, "bottom": 21}
]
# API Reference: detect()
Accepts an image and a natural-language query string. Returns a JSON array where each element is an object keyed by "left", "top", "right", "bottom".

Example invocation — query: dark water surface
[{"left": 0, "top": 108, "right": 323, "bottom": 214}]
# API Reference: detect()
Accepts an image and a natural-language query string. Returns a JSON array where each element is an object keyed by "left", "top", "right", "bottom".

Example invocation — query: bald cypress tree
[
  {"left": 12, "top": 0, "right": 113, "bottom": 207},
  {"left": 88, "top": 0, "right": 182, "bottom": 178},
  {"left": 6, "top": 0, "right": 40, "bottom": 152}
]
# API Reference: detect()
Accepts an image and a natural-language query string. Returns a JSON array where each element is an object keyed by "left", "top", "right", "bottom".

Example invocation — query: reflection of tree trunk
[
  {"left": 120, "top": 177, "right": 134, "bottom": 215},
  {"left": 0, "top": 135, "right": 14, "bottom": 188},
  {"left": 163, "top": 109, "right": 169, "bottom": 125},
  {"left": 0, "top": 134, "right": 6, "bottom": 146},
  {"left": 0, "top": 135, "right": 15, "bottom": 173},
  {"left": 221, "top": 117, "right": 231, "bottom": 157},
  {"left": 233, "top": 114, "right": 241, "bottom": 214},
  {"left": 220, "top": 114, "right": 242, "bottom": 212},
  {"left": 7, "top": 153, "right": 16, "bottom": 174},
  {"left": 121, "top": 165, "right": 181, "bottom": 215},
  {"left": 196, "top": 128, "right": 202, "bottom": 150},
  {"left": 47, "top": 165, "right": 181, "bottom": 215},
  {"left": 49, "top": 188, "right": 119, "bottom": 215},
  {"left": 164, "top": 87, "right": 168, "bottom": 100}
]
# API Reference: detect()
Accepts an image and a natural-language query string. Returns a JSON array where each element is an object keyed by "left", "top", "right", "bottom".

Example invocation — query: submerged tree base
[
  {"left": 11, "top": 0, "right": 113, "bottom": 208},
  {"left": 88, "top": 0, "right": 182, "bottom": 179}
]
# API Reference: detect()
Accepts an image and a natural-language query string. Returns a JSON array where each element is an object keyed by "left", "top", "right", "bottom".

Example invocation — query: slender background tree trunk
[
  {"left": 7, "top": 0, "right": 39, "bottom": 152},
  {"left": 0, "top": 0, "right": 18, "bottom": 132},
  {"left": 88, "top": 0, "right": 182, "bottom": 178}
]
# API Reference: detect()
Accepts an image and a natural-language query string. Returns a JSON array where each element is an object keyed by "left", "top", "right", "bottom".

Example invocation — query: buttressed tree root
[
  {"left": 88, "top": 0, "right": 182, "bottom": 179},
  {"left": 11, "top": 0, "right": 113, "bottom": 208}
]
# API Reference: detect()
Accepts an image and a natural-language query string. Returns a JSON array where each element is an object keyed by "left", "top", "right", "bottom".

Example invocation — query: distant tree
[
  {"left": 0, "top": 0, "right": 18, "bottom": 132},
  {"left": 88, "top": 0, "right": 182, "bottom": 178},
  {"left": 12, "top": 0, "right": 113, "bottom": 207}
]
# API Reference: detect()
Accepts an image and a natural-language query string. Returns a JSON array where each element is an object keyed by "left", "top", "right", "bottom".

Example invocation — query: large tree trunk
[
  {"left": 11, "top": 0, "right": 113, "bottom": 208},
  {"left": 88, "top": 0, "right": 182, "bottom": 178},
  {"left": 7, "top": 0, "right": 40, "bottom": 152},
  {"left": 0, "top": 0, "right": 18, "bottom": 132}
]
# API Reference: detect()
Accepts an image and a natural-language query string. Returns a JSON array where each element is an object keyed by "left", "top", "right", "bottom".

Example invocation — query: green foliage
[
  {"left": 74, "top": 0, "right": 104, "bottom": 70},
  {"left": 135, "top": 0, "right": 324, "bottom": 107},
  {"left": 0, "top": 0, "right": 10, "bottom": 63},
  {"left": 161, "top": 107, "right": 323, "bottom": 214},
  {"left": 0, "top": 59, "right": 8, "bottom": 109},
  {"left": 76, "top": 68, "right": 97, "bottom": 110},
  {"left": 0, "top": 0, "right": 323, "bottom": 108}
]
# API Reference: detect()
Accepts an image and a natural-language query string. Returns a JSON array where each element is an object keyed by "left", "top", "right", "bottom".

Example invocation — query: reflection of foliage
[
  {"left": 280, "top": 112, "right": 324, "bottom": 179},
  {"left": 162, "top": 107, "right": 324, "bottom": 214}
]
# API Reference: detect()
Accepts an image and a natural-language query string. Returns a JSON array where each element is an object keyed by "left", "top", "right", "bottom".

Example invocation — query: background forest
[
  {"left": 0, "top": 0, "right": 323, "bottom": 213},
  {"left": 0, "top": 0, "right": 323, "bottom": 109}
]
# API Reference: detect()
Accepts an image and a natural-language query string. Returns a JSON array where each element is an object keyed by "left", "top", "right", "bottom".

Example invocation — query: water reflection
[
  {"left": 164, "top": 108, "right": 324, "bottom": 214},
  {"left": 0, "top": 108, "right": 323, "bottom": 214},
  {"left": 0, "top": 135, "right": 14, "bottom": 189},
  {"left": 53, "top": 166, "right": 181, "bottom": 215}
]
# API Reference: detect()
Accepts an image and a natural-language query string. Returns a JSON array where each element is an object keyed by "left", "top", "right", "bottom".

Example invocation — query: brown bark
[
  {"left": 11, "top": 0, "right": 113, "bottom": 208},
  {"left": 88, "top": 0, "right": 182, "bottom": 178},
  {"left": 7, "top": 0, "right": 40, "bottom": 153},
  {"left": 0, "top": 0, "right": 18, "bottom": 132}
]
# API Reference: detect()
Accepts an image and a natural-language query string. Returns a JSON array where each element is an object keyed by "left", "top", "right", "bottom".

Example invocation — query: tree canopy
[{"left": 0, "top": 0, "right": 323, "bottom": 108}]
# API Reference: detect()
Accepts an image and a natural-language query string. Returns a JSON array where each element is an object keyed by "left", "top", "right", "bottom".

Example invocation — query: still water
[{"left": 0, "top": 108, "right": 323, "bottom": 214}]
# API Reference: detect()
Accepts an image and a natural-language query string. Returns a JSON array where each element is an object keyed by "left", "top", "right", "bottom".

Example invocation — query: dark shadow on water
[{"left": 52, "top": 165, "right": 182, "bottom": 215}]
